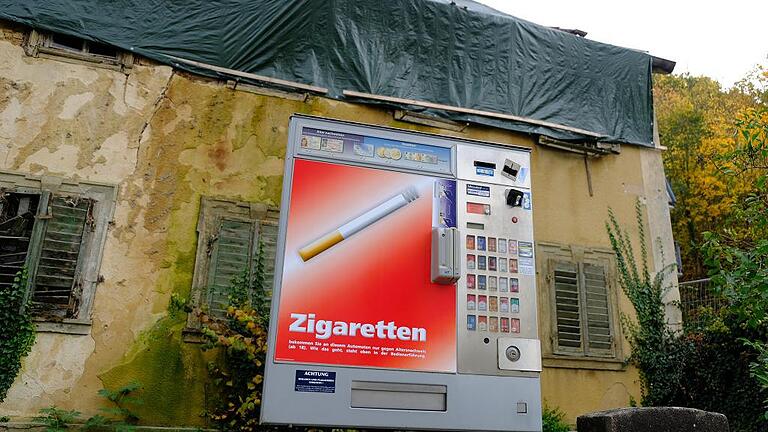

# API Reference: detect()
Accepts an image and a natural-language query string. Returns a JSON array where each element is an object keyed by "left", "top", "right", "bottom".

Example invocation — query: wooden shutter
[
  {"left": 583, "top": 263, "right": 613, "bottom": 354},
  {"left": 258, "top": 219, "right": 279, "bottom": 294},
  {"left": 553, "top": 261, "right": 582, "bottom": 351},
  {"left": 206, "top": 218, "right": 257, "bottom": 318},
  {"left": 30, "top": 196, "right": 92, "bottom": 318}
]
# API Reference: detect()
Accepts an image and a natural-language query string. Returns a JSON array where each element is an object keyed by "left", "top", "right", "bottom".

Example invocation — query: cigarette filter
[{"left": 299, "top": 186, "right": 420, "bottom": 261}]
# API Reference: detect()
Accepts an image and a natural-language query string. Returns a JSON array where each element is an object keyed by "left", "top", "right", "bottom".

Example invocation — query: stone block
[{"left": 577, "top": 407, "right": 729, "bottom": 432}]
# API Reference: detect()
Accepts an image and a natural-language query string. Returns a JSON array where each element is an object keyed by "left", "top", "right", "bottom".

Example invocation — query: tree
[{"left": 654, "top": 73, "right": 759, "bottom": 278}]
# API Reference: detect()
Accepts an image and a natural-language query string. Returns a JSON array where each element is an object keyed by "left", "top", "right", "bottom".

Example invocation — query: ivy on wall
[{"left": 0, "top": 269, "right": 36, "bottom": 402}]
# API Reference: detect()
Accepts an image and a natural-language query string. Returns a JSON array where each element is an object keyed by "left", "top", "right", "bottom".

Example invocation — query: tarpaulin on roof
[{"left": 0, "top": 0, "right": 655, "bottom": 146}]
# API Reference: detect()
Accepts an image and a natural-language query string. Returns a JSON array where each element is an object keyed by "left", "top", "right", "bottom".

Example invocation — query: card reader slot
[
  {"left": 466, "top": 222, "right": 485, "bottom": 230},
  {"left": 473, "top": 161, "right": 497, "bottom": 169},
  {"left": 350, "top": 381, "right": 447, "bottom": 411}
]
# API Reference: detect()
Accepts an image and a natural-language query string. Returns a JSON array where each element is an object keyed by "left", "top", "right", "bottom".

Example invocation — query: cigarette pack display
[
  {"left": 467, "top": 254, "right": 476, "bottom": 270},
  {"left": 478, "top": 295, "right": 487, "bottom": 311},
  {"left": 509, "top": 240, "right": 518, "bottom": 256},
  {"left": 477, "top": 236, "right": 486, "bottom": 251},
  {"left": 500, "top": 317, "right": 510, "bottom": 333},
  {"left": 511, "top": 318, "right": 521, "bottom": 333},
  {"left": 510, "top": 278, "right": 520, "bottom": 293},
  {"left": 510, "top": 259, "right": 518, "bottom": 273},
  {"left": 488, "top": 237, "right": 497, "bottom": 252},
  {"left": 499, "top": 258, "right": 508, "bottom": 272},
  {"left": 478, "top": 255, "right": 487, "bottom": 270},
  {"left": 489, "top": 296, "right": 498, "bottom": 312},
  {"left": 489, "top": 276, "right": 497, "bottom": 291},
  {"left": 511, "top": 298, "right": 520, "bottom": 313},
  {"left": 467, "top": 294, "right": 476, "bottom": 311},
  {"left": 489, "top": 256, "right": 497, "bottom": 271},
  {"left": 499, "top": 277, "right": 508, "bottom": 292},
  {"left": 466, "top": 235, "right": 475, "bottom": 250},
  {"left": 498, "top": 238, "right": 507, "bottom": 254},
  {"left": 467, "top": 274, "right": 476, "bottom": 289},
  {"left": 478, "top": 275, "right": 487, "bottom": 290},
  {"left": 489, "top": 317, "right": 499, "bottom": 332},
  {"left": 500, "top": 297, "right": 509, "bottom": 313},
  {"left": 467, "top": 315, "right": 476, "bottom": 331},
  {"left": 478, "top": 316, "right": 488, "bottom": 331}
]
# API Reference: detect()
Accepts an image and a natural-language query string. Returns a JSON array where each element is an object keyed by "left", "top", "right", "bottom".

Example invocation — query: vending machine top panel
[
  {"left": 456, "top": 144, "right": 532, "bottom": 189},
  {"left": 294, "top": 117, "right": 456, "bottom": 177}
]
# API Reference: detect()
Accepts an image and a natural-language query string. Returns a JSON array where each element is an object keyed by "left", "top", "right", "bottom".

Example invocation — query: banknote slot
[{"left": 473, "top": 161, "right": 496, "bottom": 169}]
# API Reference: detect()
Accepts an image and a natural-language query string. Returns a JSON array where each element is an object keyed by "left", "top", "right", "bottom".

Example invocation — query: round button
[{"left": 505, "top": 346, "right": 521, "bottom": 362}]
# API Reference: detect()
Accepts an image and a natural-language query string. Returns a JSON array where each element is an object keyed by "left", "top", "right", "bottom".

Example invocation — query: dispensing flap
[{"left": 431, "top": 227, "right": 460, "bottom": 284}]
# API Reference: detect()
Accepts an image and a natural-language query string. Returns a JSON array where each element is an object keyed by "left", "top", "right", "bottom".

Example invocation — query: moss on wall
[{"left": 99, "top": 316, "right": 206, "bottom": 425}]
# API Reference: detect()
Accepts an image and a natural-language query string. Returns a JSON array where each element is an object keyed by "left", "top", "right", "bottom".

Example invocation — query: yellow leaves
[
  {"left": 655, "top": 71, "right": 768, "bottom": 277},
  {"left": 199, "top": 303, "right": 271, "bottom": 429}
]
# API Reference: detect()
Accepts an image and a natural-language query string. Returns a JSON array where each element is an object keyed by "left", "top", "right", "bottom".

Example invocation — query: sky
[{"left": 475, "top": 0, "right": 768, "bottom": 88}]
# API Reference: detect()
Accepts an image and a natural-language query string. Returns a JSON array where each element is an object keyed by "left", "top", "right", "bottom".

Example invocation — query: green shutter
[
  {"left": 31, "top": 196, "right": 92, "bottom": 318},
  {"left": 583, "top": 263, "right": 613, "bottom": 354},
  {"left": 553, "top": 261, "right": 582, "bottom": 350},
  {"left": 206, "top": 218, "right": 256, "bottom": 318},
  {"left": 258, "top": 221, "right": 279, "bottom": 294}
]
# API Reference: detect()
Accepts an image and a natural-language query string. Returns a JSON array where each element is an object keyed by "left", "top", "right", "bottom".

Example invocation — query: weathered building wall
[{"left": 0, "top": 20, "right": 675, "bottom": 426}]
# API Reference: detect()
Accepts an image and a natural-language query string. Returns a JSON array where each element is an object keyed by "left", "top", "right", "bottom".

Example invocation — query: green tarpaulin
[{"left": 0, "top": 0, "right": 656, "bottom": 146}]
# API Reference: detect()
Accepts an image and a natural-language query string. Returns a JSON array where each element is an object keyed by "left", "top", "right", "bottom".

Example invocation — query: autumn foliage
[{"left": 654, "top": 66, "right": 768, "bottom": 278}]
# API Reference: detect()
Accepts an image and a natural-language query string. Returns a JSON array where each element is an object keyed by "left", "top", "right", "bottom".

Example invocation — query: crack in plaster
[{"left": 138, "top": 70, "right": 175, "bottom": 152}]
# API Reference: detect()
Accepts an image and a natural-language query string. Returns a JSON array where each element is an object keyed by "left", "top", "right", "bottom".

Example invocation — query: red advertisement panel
[{"left": 274, "top": 159, "right": 457, "bottom": 372}]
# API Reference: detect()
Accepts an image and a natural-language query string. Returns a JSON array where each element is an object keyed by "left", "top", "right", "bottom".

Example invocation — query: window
[
  {"left": 0, "top": 171, "right": 116, "bottom": 334},
  {"left": 538, "top": 242, "right": 622, "bottom": 363},
  {"left": 24, "top": 29, "right": 133, "bottom": 71},
  {"left": 186, "top": 197, "right": 279, "bottom": 336}
]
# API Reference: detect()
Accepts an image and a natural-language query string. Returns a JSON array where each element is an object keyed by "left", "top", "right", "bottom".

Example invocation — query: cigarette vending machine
[{"left": 262, "top": 116, "right": 542, "bottom": 431}]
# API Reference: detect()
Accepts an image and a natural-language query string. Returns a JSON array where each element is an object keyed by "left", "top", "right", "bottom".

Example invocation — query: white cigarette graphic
[{"left": 298, "top": 187, "right": 420, "bottom": 261}]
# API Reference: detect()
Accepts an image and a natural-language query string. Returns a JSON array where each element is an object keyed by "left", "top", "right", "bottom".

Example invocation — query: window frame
[
  {"left": 537, "top": 241, "right": 625, "bottom": 369},
  {"left": 185, "top": 196, "right": 279, "bottom": 341},
  {"left": 0, "top": 171, "right": 117, "bottom": 335},
  {"left": 24, "top": 29, "right": 134, "bottom": 72}
]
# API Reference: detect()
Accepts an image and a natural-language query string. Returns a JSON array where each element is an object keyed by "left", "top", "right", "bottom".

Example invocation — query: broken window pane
[{"left": 0, "top": 192, "right": 39, "bottom": 291}]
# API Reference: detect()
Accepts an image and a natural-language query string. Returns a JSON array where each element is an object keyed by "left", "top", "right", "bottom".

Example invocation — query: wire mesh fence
[{"left": 678, "top": 278, "right": 724, "bottom": 328}]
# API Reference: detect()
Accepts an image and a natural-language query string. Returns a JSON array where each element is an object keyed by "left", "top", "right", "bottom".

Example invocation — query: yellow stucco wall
[{"left": 0, "top": 21, "right": 672, "bottom": 427}]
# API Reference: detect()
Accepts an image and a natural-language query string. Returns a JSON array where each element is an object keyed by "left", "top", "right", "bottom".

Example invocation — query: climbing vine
[
  {"left": 0, "top": 268, "right": 36, "bottom": 402},
  {"left": 607, "top": 201, "right": 767, "bottom": 431},
  {"left": 198, "top": 242, "right": 272, "bottom": 431},
  {"left": 606, "top": 202, "right": 690, "bottom": 406}
]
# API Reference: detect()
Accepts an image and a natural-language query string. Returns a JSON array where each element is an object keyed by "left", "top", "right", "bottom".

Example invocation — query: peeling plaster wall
[{"left": 0, "top": 21, "right": 676, "bottom": 426}]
